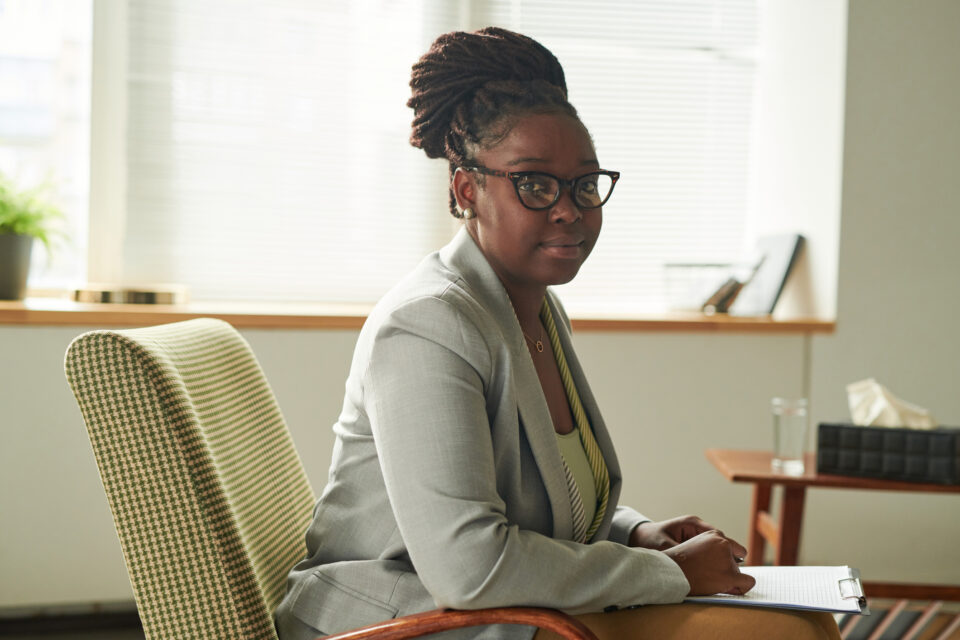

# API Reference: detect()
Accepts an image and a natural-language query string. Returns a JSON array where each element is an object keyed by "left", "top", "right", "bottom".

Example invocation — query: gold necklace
[{"left": 522, "top": 325, "right": 544, "bottom": 353}]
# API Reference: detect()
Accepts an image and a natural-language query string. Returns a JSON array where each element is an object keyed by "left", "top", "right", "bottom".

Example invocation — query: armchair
[{"left": 65, "top": 318, "right": 595, "bottom": 640}]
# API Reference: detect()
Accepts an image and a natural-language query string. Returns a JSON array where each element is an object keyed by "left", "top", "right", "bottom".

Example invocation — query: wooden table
[
  {"left": 704, "top": 448, "right": 960, "bottom": 567},
  {"left": 707, "top": 449, "right": 960, "bottom": 638}
]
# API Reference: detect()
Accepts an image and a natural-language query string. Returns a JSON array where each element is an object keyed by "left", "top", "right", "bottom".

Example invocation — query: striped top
[
  {"left": 541, "top": 298, "right": 611, "bottom": 542},
  {"left": 555, "top": 428, "right": 598, "bottom": 528}
]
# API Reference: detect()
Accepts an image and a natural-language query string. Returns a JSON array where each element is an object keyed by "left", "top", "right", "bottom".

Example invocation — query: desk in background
[{"left": 705, "top": 448, "right": 960, "bottom": 602}]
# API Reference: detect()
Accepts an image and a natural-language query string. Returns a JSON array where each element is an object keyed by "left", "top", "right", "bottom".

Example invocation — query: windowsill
[{"left": 0, "top": 297, "right": 835, "bottom": 334}]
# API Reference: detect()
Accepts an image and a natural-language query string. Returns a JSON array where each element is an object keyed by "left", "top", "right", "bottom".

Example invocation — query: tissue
[{"left": 846, "top": 378, "right": 937, "bottom": 429}]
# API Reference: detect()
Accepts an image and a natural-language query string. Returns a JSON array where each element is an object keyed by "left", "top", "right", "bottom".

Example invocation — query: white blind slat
[
  {"left": 122, "top": 0, "right": 757, "bottom": 311},
  {"left": 479, "top": 0, "right": 757, "bottom": 314},
  {"left": 124, "top": 0, "right": 456, "bottom": 302}
]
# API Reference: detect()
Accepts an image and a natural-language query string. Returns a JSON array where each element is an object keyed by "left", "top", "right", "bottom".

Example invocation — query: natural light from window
[
  {"left": 0, "top": 0, "right": 91, "bottom": 289},
  {"left": 1, "top": 0, "right": 773, "bottom": 316}
]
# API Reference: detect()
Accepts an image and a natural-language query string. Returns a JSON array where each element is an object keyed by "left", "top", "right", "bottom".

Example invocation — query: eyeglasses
[{"left": 463, "top": 166, "right": 620, "bottom": 211}]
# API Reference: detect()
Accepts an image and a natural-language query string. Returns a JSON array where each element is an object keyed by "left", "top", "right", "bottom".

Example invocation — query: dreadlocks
[{"left": 408, "top": 27, "right": 579, "bottom": 218}]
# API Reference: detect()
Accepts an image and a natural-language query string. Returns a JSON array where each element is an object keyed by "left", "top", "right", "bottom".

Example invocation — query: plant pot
[{"left": 0, "top": 233, "right": 34, "bottom": 300}]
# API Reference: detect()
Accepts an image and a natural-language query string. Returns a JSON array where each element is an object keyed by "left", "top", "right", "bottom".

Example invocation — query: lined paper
[{"left": 685, "top": 566, "right": 866, "bottom": 614}]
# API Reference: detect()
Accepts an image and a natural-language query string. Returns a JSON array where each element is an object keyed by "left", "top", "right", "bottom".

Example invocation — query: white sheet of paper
[{"left": 685, "top": 566, "right": 866, "bottom": 614}]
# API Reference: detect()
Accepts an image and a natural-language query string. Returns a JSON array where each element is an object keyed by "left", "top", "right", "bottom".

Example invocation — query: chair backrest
[{"left": 65, "top": 318, "right": 316, "bottom": 640}]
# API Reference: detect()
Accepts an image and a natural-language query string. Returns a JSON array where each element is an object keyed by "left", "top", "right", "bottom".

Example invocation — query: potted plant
[{"left": 0, "top": 172, "right": 64, "bottom": 300}]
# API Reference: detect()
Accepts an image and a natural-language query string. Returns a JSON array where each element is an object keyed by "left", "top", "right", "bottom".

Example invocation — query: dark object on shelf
[
  {"left": 817, "top": 422, "right": 960, "bottom": 485},
  {"left": 701, "top": 276, "right": 744, "bottom": 314},
  {"left": 700, "top": 258, "right": 762, "bottom": 314},
  {"left": 0, "top": 233, "right": 33, "bottom": 300},
  {"left": 73, "top": 283, "right": 189, "bottom": 305}
]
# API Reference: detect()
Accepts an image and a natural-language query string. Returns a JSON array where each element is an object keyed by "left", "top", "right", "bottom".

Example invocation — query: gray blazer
[{"left": 275, "top": 229, "right": 689, "bottom": 640}]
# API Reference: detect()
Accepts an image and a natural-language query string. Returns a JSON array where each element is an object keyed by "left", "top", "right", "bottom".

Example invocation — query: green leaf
[{"left": 0, "top": 172, "right": 66, "bottom": 255}]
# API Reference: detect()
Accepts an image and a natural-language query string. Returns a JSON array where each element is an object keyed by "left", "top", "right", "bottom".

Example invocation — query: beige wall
[
  {"left": 0, "top": 325, "right": 808, "bottom": 607},
  {"left": 805, "top": 0, "right": 960, "bottom": 583},
  {"left": 2, "top": 0, "right": 959, "bottom": 609}
]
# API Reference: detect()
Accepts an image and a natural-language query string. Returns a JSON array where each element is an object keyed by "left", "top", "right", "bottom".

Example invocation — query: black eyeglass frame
[{"left": 463, "top": 166, "right": 620, "bottom": 211}]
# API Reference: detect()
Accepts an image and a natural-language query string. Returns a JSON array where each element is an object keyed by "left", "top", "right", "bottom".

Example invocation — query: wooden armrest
[{"left": 320, "top": 606, "right": 598, "bottom": 640}]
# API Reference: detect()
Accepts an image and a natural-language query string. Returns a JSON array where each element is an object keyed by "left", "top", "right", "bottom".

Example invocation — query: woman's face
[{"left": 458, "top": 112, "right": 603, "bottom": 302}]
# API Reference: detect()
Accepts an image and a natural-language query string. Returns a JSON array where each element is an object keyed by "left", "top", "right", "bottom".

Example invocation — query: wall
[
  {"left": 0, "top": 325, "right": 806, "bottom": 608},
  {"left": 748, "top": 0, "right": 848, "bottom": 321},
  {"left": 805, "top": 0, "right": 960, "bottom": 583}
]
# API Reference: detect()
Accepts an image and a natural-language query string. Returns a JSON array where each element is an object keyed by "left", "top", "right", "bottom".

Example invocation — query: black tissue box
[{"left": 817, "top": 422, "right": 960, "bottom": 485}]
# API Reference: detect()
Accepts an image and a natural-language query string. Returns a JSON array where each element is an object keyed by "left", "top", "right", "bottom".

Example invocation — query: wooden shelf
[{"left": 0, "top": 298, "right": 835, "bottom": 333}]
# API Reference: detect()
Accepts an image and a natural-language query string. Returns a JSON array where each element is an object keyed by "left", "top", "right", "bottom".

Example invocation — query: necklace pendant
[{"left": 535, "top": 340, "right": 544, "bottom": 353}]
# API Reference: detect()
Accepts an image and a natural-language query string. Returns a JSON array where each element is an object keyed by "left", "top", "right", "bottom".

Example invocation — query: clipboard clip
[{"left": 839, "top": 577, "right": 867, "bottom": 607}]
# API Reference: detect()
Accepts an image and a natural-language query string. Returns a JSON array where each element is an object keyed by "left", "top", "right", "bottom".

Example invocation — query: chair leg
[
  {"left": 865, "top": 599, "right": 907, "bottom": 640},
  {"left": 933, "top": 613, "right": 960, "bottom": 640},
  {"left": 747, "top": 483, "right": 771, "bottom": 565},
  {"left": 902, "top": 601, "right": 942, "bottom": 640}
]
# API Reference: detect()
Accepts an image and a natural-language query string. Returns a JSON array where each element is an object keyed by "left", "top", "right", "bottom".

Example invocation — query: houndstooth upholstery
[{"left": 65, "top": 318, "right": 316, "bottom": 640}]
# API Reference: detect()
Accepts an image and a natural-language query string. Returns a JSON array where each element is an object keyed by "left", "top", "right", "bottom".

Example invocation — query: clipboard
[
  {"left": 839, "top": 569, "right": 868, "bottom": 611},
  {"left": 686, "top": 566, "right": 870, "bottom": 616}
]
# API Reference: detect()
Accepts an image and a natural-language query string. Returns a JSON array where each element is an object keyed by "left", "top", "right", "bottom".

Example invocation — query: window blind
[
  {"left": 123, "top": 0, "right": 458, "bottom": 302},
  {"left": 0, "top": 0, "right": 92, "bottom": 288},
  {"left": 477, "top": 0, "right": 758, "bottom": 314},
  {"left": 121, "top": 0, "right": 757, "bottom": 311}
]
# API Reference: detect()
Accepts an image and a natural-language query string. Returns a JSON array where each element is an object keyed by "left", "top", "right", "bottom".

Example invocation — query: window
[
  {"left": 114, "top": 0, "right": 460, "bottom": 303},
  {"left": 0, "top": 0, "right": 92, "bottom": 288},
  {"left": 9, "top": 0, "right": 763, "bottom": 315},
  {"left": 478, "top": 1, "right": 758, "bottom": 314}
]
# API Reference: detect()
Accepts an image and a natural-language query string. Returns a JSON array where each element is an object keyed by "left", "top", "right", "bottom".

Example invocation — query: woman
[{"left": 275, "top": 27, "right": 840, "bottom": 640}]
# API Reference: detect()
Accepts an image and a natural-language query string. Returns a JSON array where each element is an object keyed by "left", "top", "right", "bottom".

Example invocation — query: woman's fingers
[
  {"left": 702, "top": 525, "right": 748, "bottom": 560},
  {"left": 665, "top": 515, "right": 712, "bottom": 543},
  {"left": 663, "top": 530, "right": 757, "bottom": 596},
  {"left": 726, "top": 570, "right": 757, "bottom": 596},
  {"left": 727, "top": 538, "right": 749, "bottom": 561},
  {"left": 657, "top": 536, "right": 677, "bottom": 551}
]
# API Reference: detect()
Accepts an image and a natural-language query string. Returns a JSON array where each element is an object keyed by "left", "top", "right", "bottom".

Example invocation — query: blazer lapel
[
  {"left": 513, "top": 351, "right": 576, "bottom": 541},
  {"left": 440, "top": 229, "right": 575, "bottom": 540}
]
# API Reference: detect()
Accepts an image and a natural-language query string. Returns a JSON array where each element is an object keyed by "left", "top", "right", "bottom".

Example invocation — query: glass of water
[{"left": 771, "top": 397, "right": 809, "bottom": 476}]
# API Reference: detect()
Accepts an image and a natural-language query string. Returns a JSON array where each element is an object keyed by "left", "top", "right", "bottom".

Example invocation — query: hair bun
[{"left": 408, "top": 27, "right": 567, "bottom": 159}]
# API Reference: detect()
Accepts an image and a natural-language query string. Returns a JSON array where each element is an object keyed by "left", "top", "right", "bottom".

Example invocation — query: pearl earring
[{"left": 462, "top": 207, "right": 476, "bottom": 219}]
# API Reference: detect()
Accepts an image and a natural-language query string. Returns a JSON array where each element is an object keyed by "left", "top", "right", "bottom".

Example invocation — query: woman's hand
[
  {"left": 662, "top": 530, "right": 756, "bottom": 596},
  {"left": 629, "top": 515, "right": 718, "bottom": 551}
]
